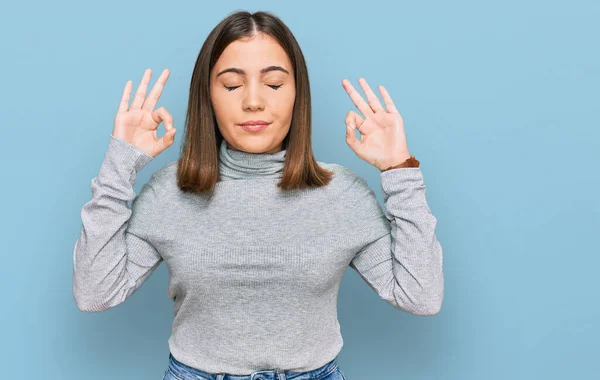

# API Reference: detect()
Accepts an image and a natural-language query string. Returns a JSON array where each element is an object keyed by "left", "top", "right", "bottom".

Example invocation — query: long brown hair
[{"left": 176, "top": 10, "right": 333, "bottom": 197}]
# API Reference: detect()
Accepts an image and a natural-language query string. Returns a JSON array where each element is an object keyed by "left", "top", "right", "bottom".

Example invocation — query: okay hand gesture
[
  {"left": 112, "top": 68, "right": 177, "bottom": 158},
  {"left": 342, "top": 78, "right": 412, "bottom": 171}
]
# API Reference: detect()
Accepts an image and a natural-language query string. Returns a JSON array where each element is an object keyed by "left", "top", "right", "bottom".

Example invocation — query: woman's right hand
[{"left": 112, "top": 68, "right": 177, "bottom": 158}]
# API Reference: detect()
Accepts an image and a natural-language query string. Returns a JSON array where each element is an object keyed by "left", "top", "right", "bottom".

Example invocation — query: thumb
[
  {"left": 345, "top": 123, "right": 362, "bottom": 154},
  {"left": 157, "top": 127, "right": 176, "bottom": 153}
]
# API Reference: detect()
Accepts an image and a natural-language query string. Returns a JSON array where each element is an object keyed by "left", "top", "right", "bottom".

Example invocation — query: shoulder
[
  {"left": 316, "top": 161, "right": 375, "bottom": 203},
  {"left": 146, "top": 160, "right": 373, "bottom": 196},
  {"left": 153, "top": 159, "right": 178, "bottom": 178},
  {"left": 145, "top": 160, "right": 178, "bottom": 191},
  {"left": 317, "top": 161, "right": 371, "bottom": 189},
  {"left": 317, "top": 161, "right": 385, "bottom": 224}
]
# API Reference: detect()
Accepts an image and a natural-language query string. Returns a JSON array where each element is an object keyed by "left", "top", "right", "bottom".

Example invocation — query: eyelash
[{"left": 224, "top": 84, "right": 282, "bottom": 92}]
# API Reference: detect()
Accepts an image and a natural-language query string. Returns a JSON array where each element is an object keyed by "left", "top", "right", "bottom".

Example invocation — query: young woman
[{"left": 73, "top": 10, "right": 444, "bottom": 380}]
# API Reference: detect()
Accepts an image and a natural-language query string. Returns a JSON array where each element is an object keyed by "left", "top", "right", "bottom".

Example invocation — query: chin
[{"left": 229, "top": 137, "right": 280, "bottom": 154}]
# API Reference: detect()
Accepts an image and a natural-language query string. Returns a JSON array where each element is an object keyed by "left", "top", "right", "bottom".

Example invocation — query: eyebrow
[{"left": 216, "top": 65, "right": 290, "bottom": 78}]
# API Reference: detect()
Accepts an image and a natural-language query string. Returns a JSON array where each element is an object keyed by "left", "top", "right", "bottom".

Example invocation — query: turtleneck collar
[{"left": 218, "top": 139, "right": 287, "bottom": 181}]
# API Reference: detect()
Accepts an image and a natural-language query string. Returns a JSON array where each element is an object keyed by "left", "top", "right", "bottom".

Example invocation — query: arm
[
  {"left": 72, "top": 135, "right": 163, "bottom": 312},
  {"left": 349, "top": 167, "right": 444, "bottom": 316}
]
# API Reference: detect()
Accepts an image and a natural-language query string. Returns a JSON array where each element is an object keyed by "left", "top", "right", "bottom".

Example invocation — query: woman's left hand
[{"left": 341, "top": 78, "right": 412, "bottom": 171}]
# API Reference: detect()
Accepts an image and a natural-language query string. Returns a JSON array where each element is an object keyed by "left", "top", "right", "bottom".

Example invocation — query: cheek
[
  {"left": 210, "top": 91, "right": 235, "bottom": 119},
  {"left": 271, "top": 90, "right": 295, "bottom": 116}
]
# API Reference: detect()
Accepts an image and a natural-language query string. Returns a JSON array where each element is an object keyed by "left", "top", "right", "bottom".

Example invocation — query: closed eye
[{"left": 224, "top": 84, "right": 283, "bottom": 91}]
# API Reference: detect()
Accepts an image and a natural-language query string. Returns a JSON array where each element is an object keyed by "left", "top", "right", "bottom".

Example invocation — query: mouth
[{"left": 239, "top": 121, "right": 272, "bottom": 132}]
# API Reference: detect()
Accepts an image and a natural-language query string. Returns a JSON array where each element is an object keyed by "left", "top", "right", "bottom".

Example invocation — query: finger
[
  {"left": 157, "top": 126, "right": 177, "bottom": 153},
  {"left": 345, "top": 123, "right": 361, "bottom": 151},
  {"left": 344, "top": 110, "right": 364, "bottom": 128},
  {"left": 358, "top": 78, "right": 385, "bottom": 113},
  {"left": 151, "top": 107, "right": 174, "bottom": 133},
  {"left": 378, "top": 85, "right": 399, "bottom": 114},
  {"left": 130, "top": 68, "right": 152, "bottom": 110},
  {"left": 152, "top": 107, "right": 176, "bottom": 153},
  {"left": 341, "top": 79, "right": 373, "bottom": 118},
  {"left": 344, "top": 110, "right": 366, "bottom": 138},
  {"left": 117, "top": 80, "right": 132, "bottom": 114},
  {"left": 143, "top": 68, "right": 170, "bottom": 112}
]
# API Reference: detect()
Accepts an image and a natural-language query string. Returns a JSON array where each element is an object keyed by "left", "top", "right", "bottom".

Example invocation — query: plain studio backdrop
[{"left": 1, "top": 0, "right": 598, "bottom": 379}]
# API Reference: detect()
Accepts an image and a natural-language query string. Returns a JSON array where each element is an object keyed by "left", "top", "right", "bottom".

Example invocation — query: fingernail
[{"left": 349, "top": 123, "right": 356, "bottom": 130}]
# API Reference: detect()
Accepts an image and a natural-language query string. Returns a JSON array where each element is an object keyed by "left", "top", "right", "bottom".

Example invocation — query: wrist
[{"left": 379, "top": 155, "right": 420, "bottom": 172}]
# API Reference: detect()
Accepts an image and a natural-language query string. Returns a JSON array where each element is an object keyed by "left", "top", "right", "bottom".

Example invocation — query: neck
[
  {"left": 218, "top": 139, "right": 286, "bottom": 181},
  {"left": 226, "top": 141, "right": 283, "bottom": 154}
]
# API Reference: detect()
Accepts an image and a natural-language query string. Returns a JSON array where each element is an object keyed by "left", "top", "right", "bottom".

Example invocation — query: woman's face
[{"left": 210, "top": 33, "right": 296, "bottom": 154}]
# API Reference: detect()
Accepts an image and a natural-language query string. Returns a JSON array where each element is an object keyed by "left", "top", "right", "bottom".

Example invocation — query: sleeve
[
  {"left": 348, "top": 167, "right": 444, "bottom": 316},
  {"left": 72, "top": 135, "right": 163, "bottom": 312}
]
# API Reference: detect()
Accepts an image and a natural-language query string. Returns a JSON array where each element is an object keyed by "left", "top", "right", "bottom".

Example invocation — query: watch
[{"left": 380, "top": 155, "right": 420, "bottom": 172}]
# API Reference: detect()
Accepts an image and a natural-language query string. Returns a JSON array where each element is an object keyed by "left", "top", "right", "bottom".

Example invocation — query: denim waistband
[{"left": 167, "top": 352, "right": 340, "bottom": 380}]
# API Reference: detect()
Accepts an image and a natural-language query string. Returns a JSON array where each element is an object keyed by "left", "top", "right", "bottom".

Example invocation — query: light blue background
[{"left": 1, "top": 0, "right": 598, "bottom": 378}]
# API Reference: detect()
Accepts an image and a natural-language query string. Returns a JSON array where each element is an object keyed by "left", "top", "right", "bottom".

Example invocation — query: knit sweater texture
[{"left": 73, "top": 135, "right": 444, "bottom": 374}]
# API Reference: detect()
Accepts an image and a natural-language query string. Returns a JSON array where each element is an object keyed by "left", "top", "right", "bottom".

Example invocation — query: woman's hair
[{"left": 176, "top": 10, "right": 334, "bottom": 197}]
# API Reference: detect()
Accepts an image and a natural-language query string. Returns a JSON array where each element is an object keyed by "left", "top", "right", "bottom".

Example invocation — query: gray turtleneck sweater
[{"left": 73, "top": 135, "right": 444, "bottom": 375}]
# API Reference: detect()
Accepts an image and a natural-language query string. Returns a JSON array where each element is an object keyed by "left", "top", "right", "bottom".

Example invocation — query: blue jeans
[{"left": 162, "top": 352, "right": 348, "bottom": 380}]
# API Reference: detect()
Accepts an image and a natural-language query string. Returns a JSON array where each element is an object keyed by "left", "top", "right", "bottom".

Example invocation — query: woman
[{"left": 72, "top": 10, "right": 444, "bottom": 380}]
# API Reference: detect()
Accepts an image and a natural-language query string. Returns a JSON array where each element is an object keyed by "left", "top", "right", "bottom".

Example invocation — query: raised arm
[
  {"left": 348, "top": 167, "right": 444, "bottom": 316},
  {"left": 339, "top": 77, "right": 444, "bottom": 315},
  {"left": 73, "top": 68, "right": 176, "bottom": 312},
  {"left": 73, "top": 136, "right": 163, "bottom": 312}
]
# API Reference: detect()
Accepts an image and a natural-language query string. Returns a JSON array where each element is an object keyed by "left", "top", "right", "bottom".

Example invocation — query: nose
[{"left": 242, "top": 80, "right": 265, "bottom": 111}]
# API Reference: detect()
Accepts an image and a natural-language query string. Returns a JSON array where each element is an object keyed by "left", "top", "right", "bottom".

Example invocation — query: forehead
[{"left": 214, "top": 34, "right": 291, "bottom": 73}]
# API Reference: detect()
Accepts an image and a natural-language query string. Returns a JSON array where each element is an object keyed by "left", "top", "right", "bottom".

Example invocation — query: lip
[
  {"left": 239, "top": 120, "right": 272, "bottom": 132},
  {"left": 240, "top": 120, "right": 270, "bottom": 126}
]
